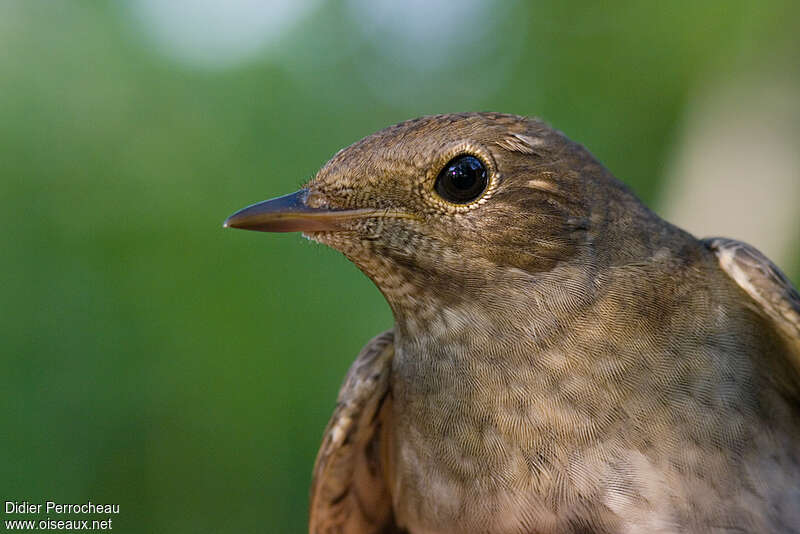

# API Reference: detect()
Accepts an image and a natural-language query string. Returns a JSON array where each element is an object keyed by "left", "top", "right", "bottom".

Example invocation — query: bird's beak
[{"left": 223, "top": 189, "right": 371, "bottom": 233}]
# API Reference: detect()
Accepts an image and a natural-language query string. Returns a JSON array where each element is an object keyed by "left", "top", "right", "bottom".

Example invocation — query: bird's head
[{"left": 226, "top": 113, "right": 640, "bottom": 324}]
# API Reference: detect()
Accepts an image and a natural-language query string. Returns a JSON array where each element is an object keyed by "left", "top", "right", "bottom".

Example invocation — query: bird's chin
[
  {"left": 302, "top": 231, "right": 327, "bottom": 243},
  {"left": 302, "top": 231, "right": 376, "bottom": 265},
  {"left": 302, "top": 230, "right": 351, "bottom": 248}
]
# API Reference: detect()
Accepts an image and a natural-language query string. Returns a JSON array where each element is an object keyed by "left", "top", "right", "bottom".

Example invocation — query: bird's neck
[
  {"left": 387, "top": 260, "right": 602, "bottom": 460},
  {"left": 385, "top": 271, "right": 601, "bottom": 531}
]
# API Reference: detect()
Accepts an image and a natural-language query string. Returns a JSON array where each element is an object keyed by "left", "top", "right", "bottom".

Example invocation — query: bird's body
[
  {"left": 225, "top": 113, "right": 800, "bottom": 533},
  {"left": 389, "top": 242, "right": 799, "bottom": 534}
]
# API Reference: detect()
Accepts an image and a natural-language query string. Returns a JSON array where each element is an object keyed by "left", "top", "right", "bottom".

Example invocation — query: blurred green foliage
[{"left": 1, "top": 1, "right": 798, "bottom": 532}]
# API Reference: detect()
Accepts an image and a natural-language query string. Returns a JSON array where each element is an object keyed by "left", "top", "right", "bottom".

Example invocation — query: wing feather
[
  {"left": 705, "top": 237, "right": 800, "bottom": 370},
  {"left": 309, "top": 330, "right": 398, "bottom": 534}
]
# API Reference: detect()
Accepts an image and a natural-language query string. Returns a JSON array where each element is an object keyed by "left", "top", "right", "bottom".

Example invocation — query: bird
[{"left": 224, "top": 113, "right": 800, "bottom": 534}]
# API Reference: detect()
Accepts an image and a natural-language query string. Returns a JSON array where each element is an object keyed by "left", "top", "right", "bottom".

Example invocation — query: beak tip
[{"left": 223, "top": 214, "right": 244, "bottom": 229}]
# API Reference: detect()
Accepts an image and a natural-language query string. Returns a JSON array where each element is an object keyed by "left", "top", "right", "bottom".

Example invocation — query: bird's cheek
[
  {"left": 302, "top": 218, "right": 381, "bottom": 252},
  {"left": 355, "top": 217, "right": 386, "bottom": 240}
]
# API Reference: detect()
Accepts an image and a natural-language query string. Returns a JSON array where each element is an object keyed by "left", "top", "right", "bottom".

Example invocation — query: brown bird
[{"left": 224, "top": 113, "right": 800, "bottom": 534}]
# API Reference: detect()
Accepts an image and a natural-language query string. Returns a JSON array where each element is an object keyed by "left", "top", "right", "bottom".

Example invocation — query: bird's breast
[
  {"left": 386, "top": 322, "right": 594, "bottom": 533},
  {"left": 383, "top": 289, "right": 800, "bottom": 533}
]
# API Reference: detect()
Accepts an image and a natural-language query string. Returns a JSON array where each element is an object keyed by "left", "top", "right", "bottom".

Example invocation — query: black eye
[{"left": 434, "top": 155, "right": 488, "bottom": 204}]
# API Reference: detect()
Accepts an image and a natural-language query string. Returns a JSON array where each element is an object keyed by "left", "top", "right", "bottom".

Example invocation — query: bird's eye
[{"left": 434, "top": 155, "right": 488, "bottom": 204}]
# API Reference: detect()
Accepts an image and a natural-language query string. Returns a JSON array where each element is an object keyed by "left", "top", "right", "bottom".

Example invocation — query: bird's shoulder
[
  {"left": 309, "top": 329, "right": 401, "bottom": 534},
  {"left": 704, "top": 237, "right": 800, "bottom": 369}
]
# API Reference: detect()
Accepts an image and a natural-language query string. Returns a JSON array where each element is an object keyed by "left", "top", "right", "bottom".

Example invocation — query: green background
[{"left": 2, "top": 1, "right": 798, "bottom": 532}]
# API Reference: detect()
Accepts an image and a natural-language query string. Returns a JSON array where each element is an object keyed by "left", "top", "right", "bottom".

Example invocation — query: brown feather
[{"left": 309, "top": 330, "right": 397, "bottom": 534}]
